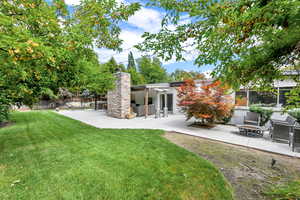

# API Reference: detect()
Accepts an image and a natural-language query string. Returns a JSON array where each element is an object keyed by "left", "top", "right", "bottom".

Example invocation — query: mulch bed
[{"left": 164, "top": 131, "right": 300, "bottom": 200}]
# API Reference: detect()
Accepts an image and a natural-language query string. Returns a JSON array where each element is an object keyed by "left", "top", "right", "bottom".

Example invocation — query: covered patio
[{"left": 131, "top": 82, "right": 179, "bottom": 118}]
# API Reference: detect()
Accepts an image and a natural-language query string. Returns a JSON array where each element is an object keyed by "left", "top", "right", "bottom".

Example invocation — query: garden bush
[
  {"left": 222, "top": 108, "right": 235, "bottom": 124},
  {"left": 177, "top": 79, "right": 234, "bottom": 125},
  {"left": 249, "top": 105, "right": 273, "bottom": 126},
  {"left": 288, "top": 109, "right": 300, "bottom": 123}
]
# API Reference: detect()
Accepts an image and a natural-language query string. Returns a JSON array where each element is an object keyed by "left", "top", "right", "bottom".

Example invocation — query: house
[
  {"left": 107, "top": 72, "right": 184, "bottom": 119},
  {"left": 235, "top": 71, "right": 299, "bottom": 108},
  {"left": 106, "top": 71, "right": 299, "bottom": 119},
  {"left": 107, "top": 72, "right": 223, "bottom": 119}
]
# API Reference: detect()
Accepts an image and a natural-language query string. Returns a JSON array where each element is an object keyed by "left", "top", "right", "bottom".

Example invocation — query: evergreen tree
[{"left": 127, "top": 51, "right": 136, "bottom": 71}]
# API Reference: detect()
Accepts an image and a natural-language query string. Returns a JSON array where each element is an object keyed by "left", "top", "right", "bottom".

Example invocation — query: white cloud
[
  {"left": 64, "top": 0, "right": 80, "bottom": 6},
  {"left": 96, "top": 29, "right": 199, "bottom": 66},
  {"left": 94, "top": 8, "right": 198, "bottom": 67},
  {"left": 96, "top": 29, "right": 145, "bottom": 65},
  {"left": 128, "top": 8, "right": 163, "bottom": 33}
]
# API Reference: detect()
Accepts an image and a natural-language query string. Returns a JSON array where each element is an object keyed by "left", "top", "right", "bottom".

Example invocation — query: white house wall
[{"left": 131, "top": 88, "right": 180, "bottom": 114}]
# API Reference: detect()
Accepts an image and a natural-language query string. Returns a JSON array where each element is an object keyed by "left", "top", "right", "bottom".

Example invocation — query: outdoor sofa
[
  {"left": 132, "top": 104, "right": 155, "bottom": 117},
  {"left": 244, "top": 112, "right": 261, "bottom": 126}
]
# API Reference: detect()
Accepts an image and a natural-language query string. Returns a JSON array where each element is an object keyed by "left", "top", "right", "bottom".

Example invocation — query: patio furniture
[
  {"left": 133, "top": 104, "right": 155, "bottom": 117},
  {"left": 289, "top": 125, "right": 300, "bottom": 152},
  {"left": 270, "top": 116, "right": 296, "bottom": 143},
  {"left": 237, "top": 125, "right": 264, "bottom": 137},
  {"left": 244, "top": 112, "right": 260, "bottom": 126}
]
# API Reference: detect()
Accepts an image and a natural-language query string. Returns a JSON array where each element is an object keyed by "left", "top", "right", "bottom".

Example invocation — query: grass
[
  {"left": 264, "top": 180, "right": 300, "bottom": 200},
  {"left": 0, "top": 111, "right": 233, "bottom": 200}
]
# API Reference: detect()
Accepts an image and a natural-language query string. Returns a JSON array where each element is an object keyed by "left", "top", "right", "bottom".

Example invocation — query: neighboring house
[
  {"left": 106, "top": 71, "right": 299, "bottom": 119},
  {"left": 235, "top": 71, "right": 299, "bottom": 108}
]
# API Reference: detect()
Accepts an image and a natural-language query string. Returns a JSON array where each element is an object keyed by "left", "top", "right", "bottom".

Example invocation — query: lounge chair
[
  {"left": 270, "top": 116, "right": 296, "bottom": 143},
  {"left": 244, "top": 112, "right": 260, "bottom": 126},
  {"left": 290, "top": 125, "right": 300, "bottom": 152}
]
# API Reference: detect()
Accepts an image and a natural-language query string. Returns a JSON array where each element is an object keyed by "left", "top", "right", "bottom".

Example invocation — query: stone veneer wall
[{"left": 107, "top": 72, "right": 131, "bottom": 119}]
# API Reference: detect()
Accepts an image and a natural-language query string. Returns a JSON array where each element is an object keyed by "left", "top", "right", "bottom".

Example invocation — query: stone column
[{"left": 107, "top": 72, "right": 131, "bottom": 119}]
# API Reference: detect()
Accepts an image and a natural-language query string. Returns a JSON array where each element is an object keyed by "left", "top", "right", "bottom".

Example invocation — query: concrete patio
[{"left": 59, "top": 110, "right": 300, "bottom": 158}]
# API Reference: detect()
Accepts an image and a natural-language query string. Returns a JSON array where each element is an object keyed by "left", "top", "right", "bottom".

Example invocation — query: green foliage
[
  {"left": 264, "top": 180, "right": 300, "bottom": 200},
  {"left": 138, "top": 56, "right": 170, "bottom": 84},
  {"left": 0, "top": 94, "right": 10, "bottom": 123},
  {"left": 100, "top": 57, "right": 126, "bottom": 74},
  {"left": 78, "top": 56, "right": 115, "bottom": 96},
  {"left": 127, "top": 67, "right": 146, "bottom": 85},
  {"left": 249, "top": 105, "right": 273, "bottom": 126},
  {"left": 126, "top": 52, "right": 145, "bottom": 85},
  {"left": 222, "top": 108, "right": 235, "bottom": 125},
  {"left": 170, "top": 70, "right": 205, "bottom": 81},
  {"left": 288, "top": 109, "right": 300, "bottom": 123},
  {"left": 0, "top": 0, "right": 140, "bottom": 117},
  {"left": 286, "top": 87, "right": 300, "bottom": 110},
  {"left": 138, "top": 0, "right": 300, "bottom": 98}
]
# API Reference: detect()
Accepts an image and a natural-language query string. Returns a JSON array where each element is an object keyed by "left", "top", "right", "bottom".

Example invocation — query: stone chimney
[{"left": 107, "top": 72, "right": 131, "bottom": 119}]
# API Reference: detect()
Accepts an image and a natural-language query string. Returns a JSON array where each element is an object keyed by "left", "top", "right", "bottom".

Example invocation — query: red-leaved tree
[{"left": 177, "top": 79, "right": 234, "bottom": 125}]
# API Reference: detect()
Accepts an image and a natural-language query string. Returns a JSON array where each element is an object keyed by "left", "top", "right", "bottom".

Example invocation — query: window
[
  {"left": 235, "top": 90, "right": 247, "bottom": 106},
  {"left": 249, "top": 91, "right": 277, "bottom": 106},
  {"left": 279, "top": 87, "right": 293, "bottom": 106}
]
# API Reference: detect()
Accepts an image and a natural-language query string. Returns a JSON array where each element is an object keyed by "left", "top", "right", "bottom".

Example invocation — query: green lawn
[{"left": 0, "top": 111, "right": 233, "bottom": 200}]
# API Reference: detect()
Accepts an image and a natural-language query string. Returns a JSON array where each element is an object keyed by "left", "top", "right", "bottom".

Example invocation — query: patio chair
[
  {"left": 270, "top": 116, "right": 296, "bottom": 143},
  {"left": 290, "top": 125, "right": 300, "bottom": 152},
  {"left": 244, "top": 112, "right": 260, "bottom": 126}
]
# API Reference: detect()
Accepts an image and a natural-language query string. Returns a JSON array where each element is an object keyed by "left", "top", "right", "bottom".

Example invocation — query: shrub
[
  {"left": 0, "top": 95, "right": 10, "bottom": 124},
  {"left": 288, "top": 108, "right": 300, "bottom": 123},
  {"left": 249, "top": 105, "right": 273, "bottom": 126},
  {"left": 177, "top": 79, "right": 234, "bottom": 125},
  {"left": 251, "top": 103, "right": 276, "bottom": 107},
  {"left": 222, "top": 108, "right": 235, "bottom": 124}
]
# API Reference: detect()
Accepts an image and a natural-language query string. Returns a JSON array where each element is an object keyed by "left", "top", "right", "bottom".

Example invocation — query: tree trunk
[{"left": 94, "top": 94, "right": 98, "bottom": 110}]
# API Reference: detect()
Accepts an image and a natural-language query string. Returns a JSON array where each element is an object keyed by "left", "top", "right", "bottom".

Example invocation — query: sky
[{"left": 63, "top": 0, "right": 215, "bottom": 75}]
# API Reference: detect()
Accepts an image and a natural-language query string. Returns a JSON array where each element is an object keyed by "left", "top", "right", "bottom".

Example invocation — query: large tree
[
  {"left": 137, "top": 56, "right": 170, "bottom": 84},
  {"left": 126, "top": 52, "right": 145, "bottom": 85},
  {"left": 138, "top": 0, "right": 300, "bottom": 107},
  {"left": 0, "top": 0, "right": 140, "bottom": 121},
  {"left": 170, "top": 69, "right": 204, "bottom": 81},
  {"left": 127, "top": 51, "right": 136, "bottom": 71},
  {"left": 100, "top": 57, "right": 126, "bottom": 74}
]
